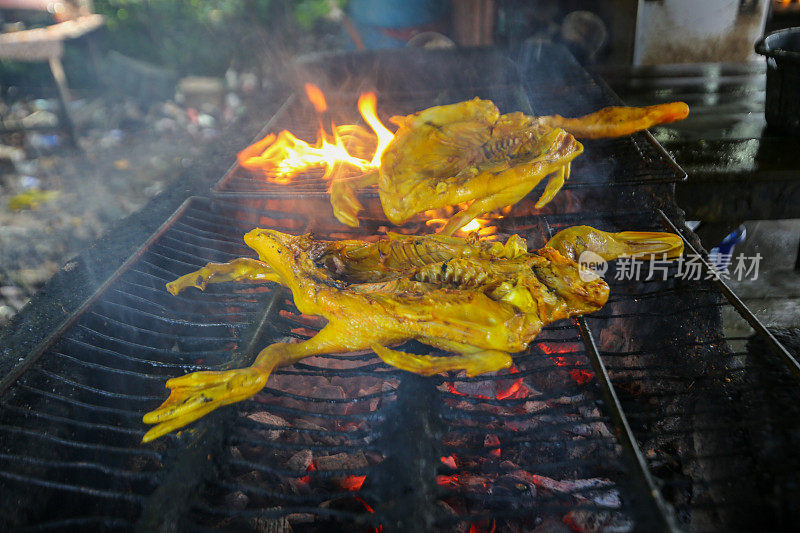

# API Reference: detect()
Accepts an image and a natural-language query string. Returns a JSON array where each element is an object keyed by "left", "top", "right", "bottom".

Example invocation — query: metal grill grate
[
  {"left": 2, "top": 196, "right": 664, "bottom": 531},
  {"left": 2, "top": 45, "right": 799, "bottom": 532},
  {"left": 0, "top": 198, "right": 293, "bottom": 530}
]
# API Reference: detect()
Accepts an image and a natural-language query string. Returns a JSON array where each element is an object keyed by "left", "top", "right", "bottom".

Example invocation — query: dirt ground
[{"left": 0, "top": 86, "right": 282, "bottom": 329}]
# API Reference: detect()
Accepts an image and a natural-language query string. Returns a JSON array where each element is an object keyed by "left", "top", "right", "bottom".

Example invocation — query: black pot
[{"left": 756, "top": 28, "right": 800, "bottom": 136}]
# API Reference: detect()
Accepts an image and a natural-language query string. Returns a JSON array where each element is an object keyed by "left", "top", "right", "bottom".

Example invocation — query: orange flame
[
  {"left": 238, "top": 84, "right": 395, "bottom": 184},
  {"left": 358, "top": 92, "right": 395, "bottom": 168},
  {"left": 426, "top": 216, "right": 500, "bottom": 240},
  {"left": 304, "top": 82, "right": 327, "bottom": 113}
]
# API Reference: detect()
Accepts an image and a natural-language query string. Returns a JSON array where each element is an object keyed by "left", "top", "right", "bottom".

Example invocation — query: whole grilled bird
[
  {"left": 142, "top": 226, "right": 682, "bottom": 442},
  {"left": 330, "top": 99, "right": 689, "bottom": 235}
]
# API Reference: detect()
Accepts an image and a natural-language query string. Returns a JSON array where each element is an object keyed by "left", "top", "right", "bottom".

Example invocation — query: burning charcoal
[
  {"left": 447, "top": 378, "right": 496, "bottom": 398},
  {"left": 287, "top": 469, "right": 314, "bottom": 496},
  {"left": 436, "top": 499, "right": 459, "bottom": 517},
  {"left": 499, "top": 460, "right": 519, "bottom": 471},
  {"left": 534, "top": 517, "right": 572, "bottom": 533},
  {"left": 562, "top": 510, "right": 632, "bottom": 533},
  {"left": 484, "top": 434, "right": 501, "bottom": 458},
  {"left": 336, "top": 419, "right": 367, "bottom": 437},
  {"left": 339, "top": 474, "right": 367, "bottom": 491},
  {"left": 310, "top": 383, "right": 346, "bottom": 400},
  {"left": 525, "top": 400, "right": 548, "bottom": 413},
  {"left": 247, "top": 412, "right": 289, "bottom": 440},
  {"left": 578, "top": 406, "right": 614, "bottom": 439},
  {"left": 547, "top": 394, "right": 586, "bottom": 406},
  {"left": 287, "top": 449, "right": 313, "bottom": 472},
  {"left": 494, "top": 367, "right": 535, "bottom": 400},
  {"left": 294, "top": 418, "right": 327, "bottom": 444},
  {"left": 437, "top": 472, "right": 494, "bottom": 492},
  {"left": 292, "top": 418, "right": 348, "bottom": 446},
  {"left": 285, "top": 513, "right": 315, "bottom": 525},
  {"left": 484, "top": 434, "right": 501, "bottom": 448},
  {"left": 314, "top": 451, "right": 368, "bottom": 472},
  {"left": 359, "top": 382, "right": 384, "bottom": 410},
  {"left": 566, "top": 423, "right": 595, "bottom": 438},
  {"left": 224, "top": 490, "right": 249, "bottom": 510},
  {"left": 249, "top": 512, "right": 292, "bottom": 533},
  {"left": 235, "top": 469, "right": 263, "bottom": 487},
  {"left": 440, "top": 455, "right": 458, "bottom": 469},
  {"left": 495, "top": 472, "right": 537, "bottom": 500},
  {"left": 518, "top": 473, "right": 621, "bottom": 509}
]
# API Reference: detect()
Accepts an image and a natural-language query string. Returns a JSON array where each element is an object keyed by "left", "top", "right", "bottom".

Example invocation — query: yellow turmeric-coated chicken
[
  {"left": 330, "top": 99, "right": 688, "bottom": 235},
  {"left": 141, "top": 226, "right": 683, "bottom": 443}
]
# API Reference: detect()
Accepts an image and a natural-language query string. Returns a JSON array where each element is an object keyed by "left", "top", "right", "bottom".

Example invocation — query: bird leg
[
  {"left": 546, "top": 225, "right": 684, "bottom": 262},
  {"left": 142, "top": 323, "right": 349, "bottom": 442},
  {"left": 539, "top": 102, "right": 690, "bottom": 139},
  {"left": 166, "top": 258, "right": 280, "bottom": 295},
  {"left": 330, "top": 170, "right": 379, "bottom": 227},
  {"left": 372, "top": 344, "right": 512, "bottom": 377}
]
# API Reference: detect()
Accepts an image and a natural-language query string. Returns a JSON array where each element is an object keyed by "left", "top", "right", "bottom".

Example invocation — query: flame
[
  {"left": 426, "top": 214, "right": 500, "bottom": 240},
  {"left": 238, "top": 84, "right": 395, "bottom": 184},
  {"left": 304, "top": 83, "right": 327, "bottom": 113},
  {"left": 358, "top": 92, "right": 394, "bottom": 167},
  {"left": 461, "top": 219, "right": 483, "bottom": 233}
]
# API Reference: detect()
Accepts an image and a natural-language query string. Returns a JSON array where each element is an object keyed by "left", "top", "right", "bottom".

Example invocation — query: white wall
[{"left": 634, "top": 0, "right": 770, "bottom": 65}]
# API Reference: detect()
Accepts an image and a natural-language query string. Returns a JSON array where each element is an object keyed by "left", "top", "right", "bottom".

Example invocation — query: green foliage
[
  {"left": 93, "top": 0, "right": 334, "bottom": 75},
  {"left": 294, "top": 0, "right": 345, "bottom": 30}
]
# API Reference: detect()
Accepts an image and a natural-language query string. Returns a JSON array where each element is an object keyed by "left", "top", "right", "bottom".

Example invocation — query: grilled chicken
[
  {"left": 142, "top": 226, "right": 683, "bottom": 442},
  {"left": 330, "top": 99, "right": 688, "bottom": 235}
]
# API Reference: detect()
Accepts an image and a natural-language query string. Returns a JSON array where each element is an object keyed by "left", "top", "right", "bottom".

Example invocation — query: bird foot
[{"left": 142, "top": 366, "right": 269, "bottom": 443}]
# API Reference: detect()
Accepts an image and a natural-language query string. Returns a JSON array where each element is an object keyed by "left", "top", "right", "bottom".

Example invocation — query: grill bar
[
  {"left": 659, "top": 210, "right": 800, "bottom": 380},
  {"left": 135, "top": 273, "right": 285, "bottom": 532},
  {"left": 577, "top": 317, "right": 679, "bottom": 532},
  {"left": 0, "top": 196, "right": 284, "bottom": 528},
  {"left": 0, "top": 199, "right": 198, "bottom": 398}
]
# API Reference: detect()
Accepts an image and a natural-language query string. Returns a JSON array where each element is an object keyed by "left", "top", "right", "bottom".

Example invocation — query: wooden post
[
  {"left": 48, "top": 55, "right": 79, "bottom": 148},
  {"left": 452, "top": 0, "right": 495, "bottom": 47}
]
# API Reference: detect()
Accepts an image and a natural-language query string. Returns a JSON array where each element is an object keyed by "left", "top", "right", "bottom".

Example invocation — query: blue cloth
[{"left": 348, "top": 0, "right": 447, "bottom": 28}]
